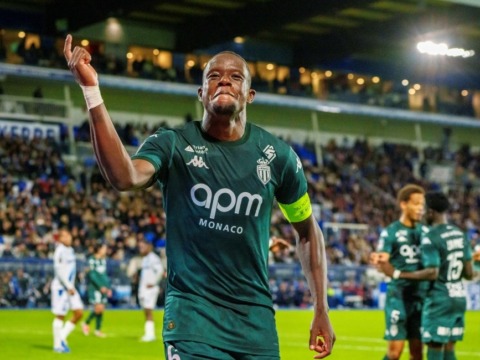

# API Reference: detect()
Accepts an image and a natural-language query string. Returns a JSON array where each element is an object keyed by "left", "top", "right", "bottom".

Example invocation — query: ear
[
  {"left": 197, "top": 87, "right": 203, "bottom": 101},
  {"left": 247, "top": 89, "right": 256, "bottom": 104}
]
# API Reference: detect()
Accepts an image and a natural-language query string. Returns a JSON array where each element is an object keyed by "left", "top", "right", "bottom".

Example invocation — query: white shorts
[
  {"left": 51, "top": 287, "right": 84, "bottom": 316},
  {"left": 138, "top": 286, "right": 159, "bottom": 310}
]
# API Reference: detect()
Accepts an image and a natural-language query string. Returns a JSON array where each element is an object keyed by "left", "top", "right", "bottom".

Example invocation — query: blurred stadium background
[{"left": 1, "top": 0, "right": 480, "bottom": 359}]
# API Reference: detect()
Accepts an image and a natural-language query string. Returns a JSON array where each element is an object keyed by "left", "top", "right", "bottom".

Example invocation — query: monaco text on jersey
[
  {"left": 190, "top": 183, "right": 262, "bottom": 219},
  {"left": 198, "top": 218, "right": 244, "bottom": 234}
]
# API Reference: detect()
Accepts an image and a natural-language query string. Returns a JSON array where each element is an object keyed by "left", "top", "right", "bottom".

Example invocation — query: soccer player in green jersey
[
  {"left": 64, "top": 34, "right": 335, "bottom": 359},
  {"left": 379, "top": 191, "right": 474, "bottom": 360},
  {"left": 370, "top": 184, "right": 425, "bottom": 360},
  {"left": 82, "top": 242, "right": 111, "bottom": 338}
]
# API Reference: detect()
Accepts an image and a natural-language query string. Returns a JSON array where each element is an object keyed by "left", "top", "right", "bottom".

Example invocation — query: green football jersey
[
  {"left": 87, "top": 256, "right": 110, "bottom": 290},
  {"left": 377, "top": 221, "right": 426, "bottom": 296},
  {"left": 421, "top": 224, "right": 472, "bottom": 299},
  {"left": 132, "top": 121, "right": 307, "bottom": 353}
]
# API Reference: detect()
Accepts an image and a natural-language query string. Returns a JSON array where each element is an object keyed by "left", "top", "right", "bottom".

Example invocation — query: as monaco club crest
[{"left": 257, "top": 158, "right": 271, "bottom": 185}]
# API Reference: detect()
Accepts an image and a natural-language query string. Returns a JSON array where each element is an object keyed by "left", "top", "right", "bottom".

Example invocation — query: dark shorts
[
  {"left": 87, "top": 288, "right": 108, "bottom": 305},
  {"left": 164, "top": 341, "right": 280, "bottom": 360},
  {"left": 163, "top": 291, "right": 279, "bottom": 357},
  {"left": 383, "top": 294, "right": 422, "bottom": 340},
  {"left": 422, "top": 295, "right": 466, "bottom": 344}
]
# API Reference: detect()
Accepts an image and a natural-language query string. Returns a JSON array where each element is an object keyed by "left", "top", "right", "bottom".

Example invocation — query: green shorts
[
  {"left": 163, "top": 290, "right": 279, "bottom": 357},
  {"left": 383, "top": 291, "right": 422, "bottom": 341},
  {"left": 164, "top": 341, "right": 280, "bottom": 360},
  {"left": 87, "top": 288, "right": 108, "bottom": 305},
  {"left": 422, "top": 295, "right": 466, "bottom": 344}
]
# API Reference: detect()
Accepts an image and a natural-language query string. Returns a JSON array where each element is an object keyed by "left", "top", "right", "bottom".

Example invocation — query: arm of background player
[
  {"left": 292, "top": 214, "right": 335, "bottom": 359},
  {"left": 153, "top": 260, "right": 164, "bottom": 285},
  {"left": 54, "top": 262, "right": 74, "bottom": 291},
  {"left": 64, "top": 34, "right": 155, "bottom": 191},
  {"left": 462, "top": 260, "right": 473, "bottom": 280},
  {"left": 398, "top": 267, "right": 438, "bottom": 280},
  {"left": 377, "top": 260, "right": 438, "bottom": 280}
]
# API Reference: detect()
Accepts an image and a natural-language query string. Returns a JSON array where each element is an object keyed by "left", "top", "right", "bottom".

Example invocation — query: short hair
[
  {"left": 203, "top": 51, "right": 252, "bottom": 86},
  {"left": 397, "top": 184, "right": 425, "bottom": 204},
  {"left": 93, "top": 241, "right": 105, "bottom": 254},
  {"left": 425, "top": 191, "right": 450, "bottom": 213}
]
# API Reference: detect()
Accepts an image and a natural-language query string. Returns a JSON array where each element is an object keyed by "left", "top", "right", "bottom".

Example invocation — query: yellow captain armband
[{"left": 278, "top": 192, "right": 312, "bottom": 223}]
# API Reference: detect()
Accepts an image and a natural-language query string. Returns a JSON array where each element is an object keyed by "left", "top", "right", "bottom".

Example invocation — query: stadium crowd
[
  {"left": 0, "top": 126, "right": 479, "bottom": 308},
  {"left": 1, "top": 31, "right": 478, "bottom": 118}
]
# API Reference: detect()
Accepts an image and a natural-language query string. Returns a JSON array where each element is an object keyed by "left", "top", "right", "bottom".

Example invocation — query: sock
[
  {"left": 95, "top": 313, "right": 103, "bottom": 331},
  {"left": 444, "top": 350, "right": 456, "bottom": 360},
  {"left": 53, "top": 318, "right": 63, "bottom": 348},
  {"left": 85, "top": 311, "right": 96, "bottom": 325},
  {"left": 427, "top": 347, "right": 444, "bottom": 360},
  {"left": 145, "top": 320, "right": 155, "bottom": 337},
  {"left": 60, "top": 321, "right": 76, "bottom": 341}
]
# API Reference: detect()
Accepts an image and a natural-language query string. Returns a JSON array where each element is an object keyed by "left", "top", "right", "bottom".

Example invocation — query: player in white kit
[
  {"left": 51, "top": 228, "right": 84, "bottom": 353},
  {"left": 138, "top": 238, "right": 164, "bottom": 342}
]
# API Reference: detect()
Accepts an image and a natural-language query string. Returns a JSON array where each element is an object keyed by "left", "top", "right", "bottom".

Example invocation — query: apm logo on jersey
[
  {"left": 191, "top": 183, "right": 263, "bottom": 234},
  {"left": 257, "top": 145, "right": 276, "bottom": 185},
  {"left": 399, "top": 244, "right": 420, "bottom": 264}
]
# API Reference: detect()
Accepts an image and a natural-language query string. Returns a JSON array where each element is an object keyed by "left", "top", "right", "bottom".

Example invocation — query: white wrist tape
[
  {"left": 80, "top": 85, "right": 103, "bottom": 110},
  {"left": 392, "top": 269, "right": 401, "bottom": 279}
]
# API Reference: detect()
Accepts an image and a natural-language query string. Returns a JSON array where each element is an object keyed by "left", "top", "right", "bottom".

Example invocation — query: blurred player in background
[
  {"left": 379, "top": 191, "right": 473, "bottom": 360},
  {"left": 473, "top": 243, "right": 480, "bottom": 273},
  {"left": 138, "top": 238, "right": 163, "bottom": 342},
  {"left": 82, "top": 242, "right": 111, "bottom": 338},
  {"left": 370, "top": 184, "right": 425, "bottom": 360},
  {"left": 51, "top": 227, "right": 83, "bottom": 353},
  {"left": 64, "top": 34, "right": 334, "bottom": 359}
]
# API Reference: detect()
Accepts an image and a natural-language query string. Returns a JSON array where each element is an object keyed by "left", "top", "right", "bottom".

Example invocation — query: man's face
[
  {"left": 58, "top": 229, "right": 72, "bottom": 247},
  {"left": 425, "top": 208, "right": 435, "bottom": 226},
  {"left": 138, "top": 240, "right": 151, "bottom": 256},
  {"left": 198, "top": 53, "right": 255, "bottom": 116},
  {"left": 401, "top": 192, "right": 425, "bottom": 224}
]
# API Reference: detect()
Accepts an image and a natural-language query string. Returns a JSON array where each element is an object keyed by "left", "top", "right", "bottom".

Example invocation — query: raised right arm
[{"left": 64, "top": 34, "right": 155, "bottom": 191}]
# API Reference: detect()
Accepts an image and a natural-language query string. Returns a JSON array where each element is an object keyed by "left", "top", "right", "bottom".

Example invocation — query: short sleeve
[
  {"left": 377, "top": 228, "right": 394, "bottom": 253},
  {"left": 275, "top": 147, "right": 307, "bottom": 205},
  {"left": 131, "top": 129, "right": 176, "bottom": 184}
]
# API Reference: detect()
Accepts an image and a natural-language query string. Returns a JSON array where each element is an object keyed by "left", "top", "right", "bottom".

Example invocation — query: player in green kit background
[
  {"left": 64, "top": 34, "right": 335, "bottom": 359},
  {"left": 379, "top": 191, "right": 474, "bottom": 360},
  {"left": 370, "top": 184, "right": 426, "bottom": 360},
  {"left": 82, "top": 242, "right": 111, "bottom": 338}
]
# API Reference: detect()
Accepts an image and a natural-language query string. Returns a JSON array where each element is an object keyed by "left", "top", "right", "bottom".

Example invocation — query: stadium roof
[{"left": 2, "top": 0, "right": 480, "bottom": 88}]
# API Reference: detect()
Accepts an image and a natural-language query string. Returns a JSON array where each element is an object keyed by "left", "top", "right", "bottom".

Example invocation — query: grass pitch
[{"left": 0, "top": 309, "right": 479, "bottom": 359}]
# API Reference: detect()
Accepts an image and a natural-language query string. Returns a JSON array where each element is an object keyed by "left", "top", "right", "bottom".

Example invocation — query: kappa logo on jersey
[
  {"left": 186, "top": 155, "right": 209, "bottom": 169},
  {"left": 185, "top": 145, "right": 208, "bottom": 154},
  {"left": 395, "top": 229, "right": 409, "bottom": 239},
  {"left": 296, "top": 155, "right": 302, "bottom": 173},
  {"left": 257, "top": 158, "right": 271, "bottom": 185}
]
